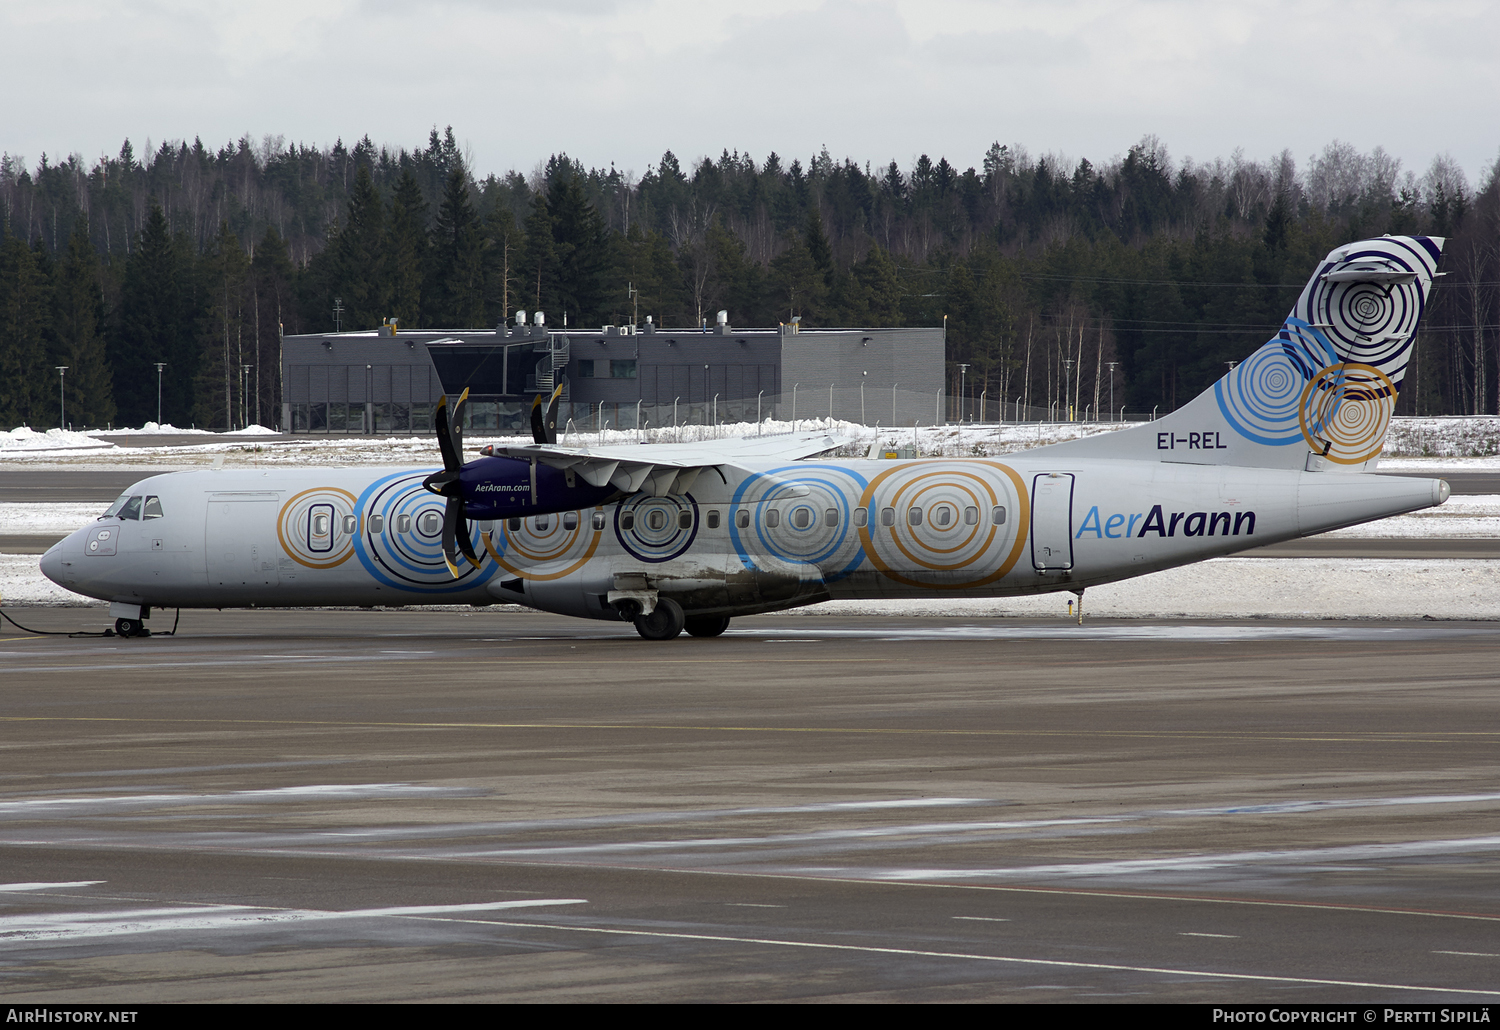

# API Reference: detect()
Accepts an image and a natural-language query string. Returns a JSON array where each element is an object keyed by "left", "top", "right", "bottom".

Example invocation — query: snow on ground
[
  {"left": 83, "top": 422, "right": 215, "bottom": 436},
  {"left": 1, "top": 427, "right": 114, "bottom": 451},
  {"left": 0, "top": 504, "right": 104, "bottom": 535}
]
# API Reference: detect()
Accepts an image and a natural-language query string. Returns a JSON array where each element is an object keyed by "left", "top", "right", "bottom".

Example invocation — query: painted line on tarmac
[
  {"left": 0, "top": 881, "right": 104, "bottom": 892},
  {"left": 1, "top": 714, "right": 1496, "bottom": 746},
  {"left": 472, "top": 918, "right": 1500, "bottom": 997}
]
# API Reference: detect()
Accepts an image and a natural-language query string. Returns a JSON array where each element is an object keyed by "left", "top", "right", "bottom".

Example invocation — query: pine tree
[
  {"left": 428, "top": 164, "right": 485, "bottom": 326},
  {"left": 114, "top": 202, "right": 197, "bottom": 427},
  {"left": 387, "top": 170, "right": 428, "bottom": 327},
  {"left": 52, "top": 217, "right": 115, "bottom": 426},
  {"left": 0, "top": 232, "right": 52, "bottom": 427}
]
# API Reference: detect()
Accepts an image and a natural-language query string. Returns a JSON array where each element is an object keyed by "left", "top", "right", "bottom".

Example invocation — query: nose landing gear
[{"left": 114, "top": 618, "right": 151, "bottom": 638}]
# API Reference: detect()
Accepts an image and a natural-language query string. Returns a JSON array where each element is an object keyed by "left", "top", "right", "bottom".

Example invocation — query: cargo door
[{"left": 206, "top": 494, "right": 280, "bottom": 588}]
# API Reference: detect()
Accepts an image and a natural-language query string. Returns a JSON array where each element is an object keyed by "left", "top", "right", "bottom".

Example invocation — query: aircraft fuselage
[{"left": 41, "top": 456, "right": 1445, "bottom": 622}]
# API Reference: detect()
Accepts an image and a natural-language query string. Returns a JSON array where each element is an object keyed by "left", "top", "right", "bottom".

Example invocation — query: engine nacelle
[{"left": 458, "top": 456, "right": 618, "bottom": 521}]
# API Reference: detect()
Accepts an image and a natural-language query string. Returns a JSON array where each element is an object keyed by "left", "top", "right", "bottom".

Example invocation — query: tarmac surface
[{"left": 1, "top": 608, "right": 1498, "bottom": 1002}]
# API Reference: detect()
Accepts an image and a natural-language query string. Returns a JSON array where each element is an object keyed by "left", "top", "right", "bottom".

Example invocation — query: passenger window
[
  {"left": 342, "top": 514, "right": 358, "bottom": 534},
  {"left": 647, "top": 510, "right": 666, "bottom": 531},
  {"left": 678, "top": 510, "right": 692, "bottom": 529},
  {"left": 621, "top": 512, "right": 635, "bottom": 531},
  {"left": 535, "top": 514, "right": 551, "bottom": 531},
  {"left": 825, "top": 508, "right": 838, "bottom": 527},
  {"left": 119, "top": 496, "right": 143, "bottom": 520},
  {"left": 563, "top": 512, "right": 578, "bottom": 531},
  {"left": 591, "top": 511, "right": 606, "bottom": 531},
  {"left": 934, "top": 507, "right": 951, "bottom": 527},
  {"left": 142, "top": 496, "right": 164, "bottom": 519},
  {"left": 313, "top": 514, "right": 331, "bottom": 536},
  {"left": 508, "top": 517, "right": 522, "bottom": 532},
  {"left": 790, "top": 507, "right": 811, "bottom": 529},
  {"left": 765, "top": 507, "right": 780, "bottom": 528},
  {"left": 707, "top": 510, "right": 720, "bottom": 529},
  {"left": 880, "top": 507, "right": 895, "bottom": 527},
  {"left": 369, "top": 514, "right": 385, "bottom": 534},
  {"left": 396, "top": 514, "right": 411, "bottom": 533},
  {"left": 909, "top": 507, "right": 923, "bottom": 526},
  {"left": 736, "top": 509, "right": 750, "bottom": 529},
  {"left": 992, "top": 505, "right": 1007, "bottom": 525},
  {"left": 964, "top": 506, "right": 978, "bottom": 525},
  {"left": 854, "top": 507, "right": 868, "bottom": 528},
  {"left": 419, "top": 511, "right": 442, "bottom": 535}
]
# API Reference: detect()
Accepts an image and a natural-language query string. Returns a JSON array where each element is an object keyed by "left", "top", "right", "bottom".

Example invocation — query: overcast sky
[{"left": 7, "top": 0, "right": 1497, "bottom": 188}]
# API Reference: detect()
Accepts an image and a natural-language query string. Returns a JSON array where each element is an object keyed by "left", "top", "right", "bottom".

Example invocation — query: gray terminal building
[{"left": 281, "top": 315, "right": 946, "bottom": 435}]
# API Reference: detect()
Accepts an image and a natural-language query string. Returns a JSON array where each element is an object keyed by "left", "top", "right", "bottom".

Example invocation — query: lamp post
[
  {"left": 1062, "top": 358, "right": 1074, "bottom": 421},
  {"left": 1106, "top": 361, "right": 1118, "bottom": 422},
  {"left": 246, "top": 364, "right": 255, "bottom": 430},
  {"left": 55, "top": 366, "right": 68, "bottom": 429},
  {"left": 155, "top": 362, "right": 167, "bottom": 426},
  {"left": 860, "top": 371, "right": 867, "bottom": 425},
  {"left": 958, "top": 363, "right": 969, "bottom": 422}
]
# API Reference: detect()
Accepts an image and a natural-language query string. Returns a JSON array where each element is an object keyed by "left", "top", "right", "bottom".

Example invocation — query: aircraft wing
[{"left": 477, "top": 429, "right": 849, "bottom": 498}]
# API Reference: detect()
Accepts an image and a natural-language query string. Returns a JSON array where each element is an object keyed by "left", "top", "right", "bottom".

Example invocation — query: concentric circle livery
[
  {"left": 485, "top": 508, "right": 603, "bottom": 581},
  {"left": 731, "top": 464, "right": 867, "bottom": 581},
  {"left": 354, "top": 471, "right": 494, "bottom": 592},
  {"left": 278, "top": 487, "right": 358, "bottom": 570},
  {"left": 857, "top": 461, "right": 1030, "bottom": 589},
  {"left": 615, "top": 494, "right": 698, "bottom": 563}
]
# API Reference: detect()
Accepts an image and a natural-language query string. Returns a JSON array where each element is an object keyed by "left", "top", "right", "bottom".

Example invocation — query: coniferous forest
[{"left": 2, "top": 127, "right": 1496, "bottom": 431}]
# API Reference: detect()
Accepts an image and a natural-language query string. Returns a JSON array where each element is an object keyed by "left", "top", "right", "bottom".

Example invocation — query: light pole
[
  {"left": 891, "top": 383, "right": 898, "bottom": 426},
  {"left": 958, "top": 363, "right": 969, "bottom": 422},
  {"left": 1106, "top": 361, "right": 1118, "bottom": 422},
  {"left": 55, "top": 366, "right": 68, "bottom": 429},
  {"left": 244, "top": 364, "right": 254, "bottom": 430},
  {"left": 155, "top": 362, "right": 167, "bottom": 426},
  {"left": 792, "top": 383, "right": 799, "bottom": 426},
  {"left": 828, "top": 382, "right": 835, "bottom": 423},
  {"left": 860, "top": 371, "right": 867, "bottom": 426},
  {"left": 1062, "top": 359, "right": 1074, "bottom": 421}
]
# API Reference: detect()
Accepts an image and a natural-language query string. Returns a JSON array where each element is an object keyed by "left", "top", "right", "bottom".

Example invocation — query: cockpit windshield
[{"left": 101, "top": 494, "right": 145, "bottom": 520}]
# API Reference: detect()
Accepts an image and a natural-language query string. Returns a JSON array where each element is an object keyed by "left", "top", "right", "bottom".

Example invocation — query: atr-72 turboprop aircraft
[{"left": 42, "top": 235, "right": 1449, "bottom": 640}]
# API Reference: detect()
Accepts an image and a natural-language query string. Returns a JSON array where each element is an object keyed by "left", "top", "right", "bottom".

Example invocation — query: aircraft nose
[{"left": 39, "top": 543, "right": 63, "bottom": 585}]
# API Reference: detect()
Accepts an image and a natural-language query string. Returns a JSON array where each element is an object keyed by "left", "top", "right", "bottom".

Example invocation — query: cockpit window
[
  {"left": 142, "top": 495, "right": 164, "bottom": 519},
  {"left": 102, "top": 493, "right": 131, "bottom": 518},
  {"left": 118, "top": 496, "right": 143, "bottom": 520}
]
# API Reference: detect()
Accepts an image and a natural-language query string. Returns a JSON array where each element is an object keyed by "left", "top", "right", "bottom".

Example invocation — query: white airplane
[{"left": 42, "top": 235, "right": 1449, "bottom": 640}]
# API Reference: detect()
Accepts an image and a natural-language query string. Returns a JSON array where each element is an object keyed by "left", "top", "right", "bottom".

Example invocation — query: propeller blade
[
  {"left": 455, "top": 503, "right": 482, "bottom": 569},
  {"left": 434, "top": 394, "right": 459, "bottom": 473},
  {"left": 441, "top": 498, "right": 462, "bottom": 578},
  {"left": 530, "top": 395, "right": 547, "bottom": 444},
  {"left": 450, "top": 387, "right": 469, "bottom": 461},
  {"left": 544, "top": 379, "right": 565, "bottom": 444}
]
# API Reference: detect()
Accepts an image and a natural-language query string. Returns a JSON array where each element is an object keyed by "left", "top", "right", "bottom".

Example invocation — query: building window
[
  {"left": 610, "top": 359, "right": 637, "bottom": 379},
  {"left": 577, "top": 360, "right": 594, "bottom": 378}
]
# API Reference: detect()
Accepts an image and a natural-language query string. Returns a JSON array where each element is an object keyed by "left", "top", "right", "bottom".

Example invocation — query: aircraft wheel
[
  {"left": 634, "top": 597, "right": 685, "bottom": 640},
  {"left": 115, "top": 618, "right": 145, "bottom": 638},
  {"left": 684, "top": 615, "right": 730, "bottom": 638}
]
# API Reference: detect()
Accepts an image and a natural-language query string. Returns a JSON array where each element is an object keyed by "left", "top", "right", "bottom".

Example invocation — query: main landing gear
[
  {"left": 114, "top": 618, "right": 150, "bottom": 638},
  {"left": 627, "top": 598, "right": 732, "bottom": 640},
  {"left": 633, "top": 597, "right": 685, "bottom": 640}
]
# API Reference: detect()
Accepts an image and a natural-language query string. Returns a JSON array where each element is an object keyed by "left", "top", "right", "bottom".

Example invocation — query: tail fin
[{"left": 1039, "top": 235, "right": 1444, "bottom": 471}]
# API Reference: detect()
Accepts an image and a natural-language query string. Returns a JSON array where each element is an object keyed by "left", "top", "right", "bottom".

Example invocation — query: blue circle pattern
[
  {"left": 354, "top": 470, "right": 495, "bottom": 594},
  {"left": 729, "top": 464, "right": 869, "bottom": 583}
]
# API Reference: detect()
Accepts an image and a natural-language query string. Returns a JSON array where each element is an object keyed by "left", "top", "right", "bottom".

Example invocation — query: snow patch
[{"left": 1, "top": 427, "right": 114, "bottom": 452}]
